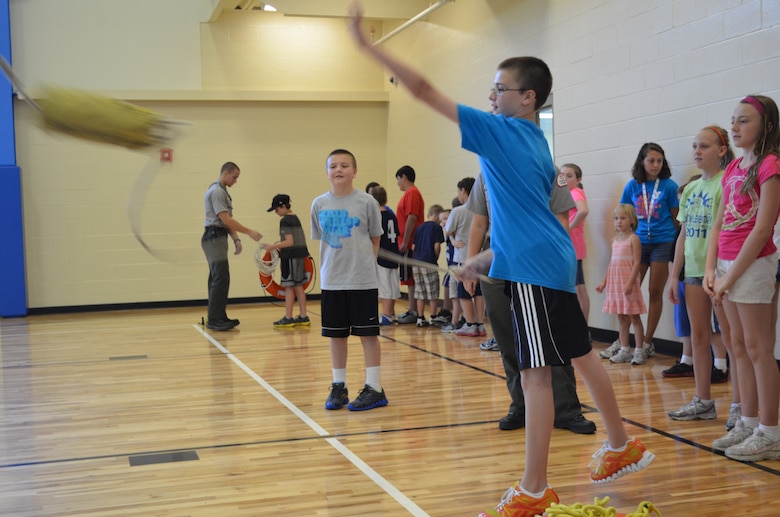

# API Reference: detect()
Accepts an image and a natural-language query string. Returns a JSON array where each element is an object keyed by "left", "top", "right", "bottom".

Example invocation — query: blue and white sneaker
[{"left": 380, "top": 314, "right": 395, "bottom": 326}]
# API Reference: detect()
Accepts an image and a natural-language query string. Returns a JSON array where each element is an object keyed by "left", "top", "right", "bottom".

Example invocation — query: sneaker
[
  {"left": 598, "top": 340, "right": 621, "bottom": 359},
  {"left": 476, "top": 323, "right": 488, "bottom": 336},
  {"left": 347, "top": 385, "right": 388, "bottom": 411},
  {"left": 206, "top": 319, "right": 239, "bottom": 331},
  {"left": 293, "top": 315, "right": 310, "bottom": 326},
  {"left": 441, "top": 323, "right": 457, "bottom": 333},
  {"left": 662, "top": 361, "right": 694, "bottom": 378},
  {"left": 725, "top": 428, "right": 780, "bottom": 462},
  {"left": 396, "top": 311, "right": 418, "bottom": 324},
  {"left": 273, "top": 316, "right": 296, "bottom": 328},
  {"left": 554, "top": 414, "right": 597, "bottom": 434},
  {"left": 498, "top": 411, "right": 525, "bottom": 430},
  {"left": 478, "top": 483, "right": 559, "bottom": 517},
  {"left": 456, "top": 323, "right": 479, "bottom": 337},
  {"left": 590, "top": 437, "right": 655, "bottom": 484},
  {"left": 609, "top": 348, "right": 633, "bottom": 363},
  {"left": 325, "top": 382, "right": 349, "bottom": 410},
  {"left": 726, "top": 404, "right": 742, "bottom": 431},
  {"left": 416, "top": 317, "right": 430, "bottom": 328},
  {"left": 712, "top": 419, "right": 753, "bottom": 451},
  {"left": 631, "top": 347, "right": 647, "bottom": 365},
  {"left": 438, "top": 308, "right": 452, "bottom": 320},
  {"left": 380, "top": 314, "right": 395, "bottom": 326},
  {"left": 711, "top": 367, "right": 729, "bottom": 384},
  {"left": 480, "top": 337, "right": 500, "bottom": 351},
  {"left": 430, "top": 312, "right": 450, "bottom": 326},
  {"left": 456, "top": 316, "right": 466, "bottom": 329},
  {"left": 642, "top": 341, "right": 655, "bottom": 358},
  {"left": 668, "top": 396, "right": 716, "bottom": 421}
]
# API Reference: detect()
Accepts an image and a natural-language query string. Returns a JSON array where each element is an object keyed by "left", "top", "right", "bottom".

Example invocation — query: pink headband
[{"left": 742, "top": 96, "right": 765, "bottom": 116}]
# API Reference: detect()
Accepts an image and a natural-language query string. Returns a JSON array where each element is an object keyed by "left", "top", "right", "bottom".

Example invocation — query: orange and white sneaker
[
  {"left": 590, "top": 437, "right": 655, "bottom": 484},
  {"left": 479, "top": 483, "right": 559, "bottom": 517}
]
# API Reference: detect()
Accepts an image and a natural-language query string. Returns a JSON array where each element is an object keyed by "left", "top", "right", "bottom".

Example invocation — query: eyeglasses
[{"left": 489, "top": 85, "right": 528, "bottom": 96}]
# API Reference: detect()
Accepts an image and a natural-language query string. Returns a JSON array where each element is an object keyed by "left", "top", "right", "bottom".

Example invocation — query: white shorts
[
  {"left": 377, "top": 264, "right": 401, "bottom": 300},
  {"left": 716, "top": 253, "right": 778, "bottom": 304}
]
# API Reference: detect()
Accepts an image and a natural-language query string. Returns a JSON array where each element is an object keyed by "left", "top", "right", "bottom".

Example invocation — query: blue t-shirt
[
  {"left": 458, "top": 104, "right": 576, "bottom": 292},
  {"left": 412, "top": 220, "right": 445, "bottom": 264},
  {"left": 620, "top": 178, "right": 679, "bottom": 244}
]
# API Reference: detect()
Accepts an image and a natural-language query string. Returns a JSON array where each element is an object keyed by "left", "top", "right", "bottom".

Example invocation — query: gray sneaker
[
  {"left": 668, "top": 396, "right": 716, "bottom": 421},
  {"left": 599, "top": 340, "right": 620, "bottom": 359},
  {"left": 642, "top": 341, "right": 655, "bottom": 358},
  {"left": 726, "top": 403, "right": 742, "bottom": 431},
  {"left": 396, "top": 311, "right": 418, "bottom": 324},
  {"left": 440, "top": 323, "right": 456, "bottom": 333},
  {"left": 713, "top": 420, "right": 753, "bottom": 451},
  {"left": 610, "top": 348, "right": 633, "bottom": 363},
  {"left": 725, "top": 428, "right": 780, "bottom": 461}
]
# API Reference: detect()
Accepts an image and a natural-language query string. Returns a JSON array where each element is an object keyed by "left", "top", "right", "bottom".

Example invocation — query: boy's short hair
[
  {"left": 369, "top": 185, "right": 387, "bottom": 206},
  {"left": 221, "top": 161, "right": 239, "bottom": 174},
  {"left": 457, "top": 177, "right": 476, "bottom": 195},
  {"left": 427, "top": 204, "right": 444, "bottom": 218},
  {"left": 327, "top": 149, "right": 357, "bottom": 168},
  {"left": 452, "top": 196, "right": 461, "bottom": 208},
  {"left": 395, "top": 165, "right": 416, "bottom": 182},
  {"left": 365, "top": 181, "right": 380, "bottom": 193},
  {"left": 497, "top": 56, "right": 552, "bottom": 110}
]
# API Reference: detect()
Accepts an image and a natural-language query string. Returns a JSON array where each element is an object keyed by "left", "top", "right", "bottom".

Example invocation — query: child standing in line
[
  {"left": 667, "top": 127, "right": 736, "bottom": 423},
  {"left": 311, "top": 148, "right": 388, "bottom": 412},
  {"left": 412, "top": 204, "right": 446, "bottom": 327},
  {"left": 368, "top": 185, "right": 401, "bottom": 326},
  {"left": 265, "top": 194, "right": 311, "bottom": 327},
  {"left": 704, "top": 95, "right": 780, "bottom": 461},
  {"left": 446, "top": 177, "right": 487, "bottom": 337},
  {"left": 434, "top": 208, "right": 456, "bottom": 326},
  {"left": 561, "top": 164, "right": 590, "bottom": 325},
  {"left": 596, "top": 204, "right": 646, "bottom": 365},
  {"left": 348, "top": 7, "right": 653, "bottom": 515}
]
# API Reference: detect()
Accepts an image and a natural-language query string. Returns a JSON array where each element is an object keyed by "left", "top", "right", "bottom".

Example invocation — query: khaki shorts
[{"left": 716, "top": 254, "right": 778, "bottom": 304}]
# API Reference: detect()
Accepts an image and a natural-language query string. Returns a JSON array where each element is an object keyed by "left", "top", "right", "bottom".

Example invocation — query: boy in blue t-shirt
[
  {"left": 348, "top": 5, "right": 654, "bottom": 515},
  {"left": 411, "top": 204, "right": 445, "bottom": 326}
]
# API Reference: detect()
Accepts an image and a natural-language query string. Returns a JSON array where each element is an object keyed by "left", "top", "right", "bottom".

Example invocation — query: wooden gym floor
[{"left": 0, "top": 301, "right": 778, "bottom": 516}]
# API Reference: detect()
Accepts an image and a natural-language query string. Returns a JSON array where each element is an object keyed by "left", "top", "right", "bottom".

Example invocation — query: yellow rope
[{"left": 545, "top": 496, "right": 662, "bottom": 517}]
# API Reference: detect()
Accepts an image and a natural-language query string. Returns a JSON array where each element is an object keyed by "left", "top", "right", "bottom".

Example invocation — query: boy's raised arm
[{"left": 348, "top": 2, "right": 459, "bottom": 124}]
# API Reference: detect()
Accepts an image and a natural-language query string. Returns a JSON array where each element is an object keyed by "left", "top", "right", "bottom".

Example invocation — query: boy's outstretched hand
[{"left": 347, "top": 2, "right": 370, "bottom": 49}]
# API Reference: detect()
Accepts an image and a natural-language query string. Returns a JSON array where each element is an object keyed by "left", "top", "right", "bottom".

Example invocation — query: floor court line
[{"left": 193, "top": 324, "right": 430, "bottom": 517}]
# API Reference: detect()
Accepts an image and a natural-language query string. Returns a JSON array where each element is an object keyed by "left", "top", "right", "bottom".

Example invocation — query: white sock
[
  {"left": 518, "top": 484, "right": 549, "bottom": 499},
  {"left": 621, "top": 346, "right": 631, "bottom": 353},
  {"left": 759, "top": 424, "right": 780, "bottom": 442},
  {"left": 713, "top": 357, "right": 728, "bottom": 372},
  {"left": 743, "top": 416, "right": 760, "bottom": 430},
  {"left": 332, "top": 368, "right": 347, "bottom": 385},
  {"left": 680, "top": 355, "right": 693, "bottom": 365},
  {"left": 366, "top": 366, "right": 381, "bottom": 391}
]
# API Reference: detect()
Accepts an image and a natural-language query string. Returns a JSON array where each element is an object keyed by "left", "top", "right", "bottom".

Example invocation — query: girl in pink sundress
[{"left": 597, "top": 204, "right": 646, "bottom": 365}]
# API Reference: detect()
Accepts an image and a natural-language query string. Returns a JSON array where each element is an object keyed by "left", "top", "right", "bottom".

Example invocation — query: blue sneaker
[
  {"left": 325, "top": 382, "right": 349, "bottom": 410},
  {"left": 347, "top": 385, "right": 388, "bottom": 411},
  {"left": 380, "top": 314, "right": 394, "bottom": 326}
]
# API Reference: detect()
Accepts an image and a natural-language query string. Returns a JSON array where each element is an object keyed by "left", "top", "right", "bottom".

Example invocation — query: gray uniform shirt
[{"left": 203, "top": 182, "right": 232, "bottom": 228}]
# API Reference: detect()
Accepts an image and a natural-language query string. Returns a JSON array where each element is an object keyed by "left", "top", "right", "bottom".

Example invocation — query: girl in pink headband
[{"left": 704, "top": 94, "right": 780, "bottom": 462}]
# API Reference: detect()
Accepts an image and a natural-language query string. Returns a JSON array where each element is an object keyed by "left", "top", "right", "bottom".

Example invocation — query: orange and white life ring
[{"left": 258, "top": 252, "right": 315, "bottom": 300}]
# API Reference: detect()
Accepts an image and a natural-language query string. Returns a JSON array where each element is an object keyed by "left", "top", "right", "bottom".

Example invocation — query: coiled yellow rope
[{"left": 546, "top": 496, "right": 662, "bottom": 517}]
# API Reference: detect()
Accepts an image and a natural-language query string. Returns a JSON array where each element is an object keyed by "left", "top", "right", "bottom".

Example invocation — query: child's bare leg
[
  {"left": 715, "top": 304, "right": 739, "bottom": 402},
  {"left": 737, "top": 302, "right": 779, "bottom": 426},
  {"left": 416, "top": 298, "right": 426, "bottom": 319},
  {"left": 474, "top": 295, "right": 485, "bottom": 324},
  {"left": 330, "top": 337, "right": 349, "bottom": 369},
  {"left": 294, "top": 285, "right": 307, "bottom": 317},
  {"left": 723, "top": 299, "right": 757, "bottom": 417},
  {"left": 617, "top": 314, "right": 630, "bottom": 346},
  {"left": 381, "top": 298, "right": 395, "bottom": 318},
  {"left": 572, "top": 351, "right": 630, "bottom": 448},
  {"left": 630, "top": 314, "right": 644, "bottom": 349},
  {"left": 518, "top": 365, "right": 553, "bottom": 494},
  {"left": 687, "top": 285, "right": 714, "bottom": 400},
  {"left": 284, "top": 287, "right": 295, "bottom": 319},
  {"left": 460, "top": 297, "right": 476, "bottom": 323}
]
